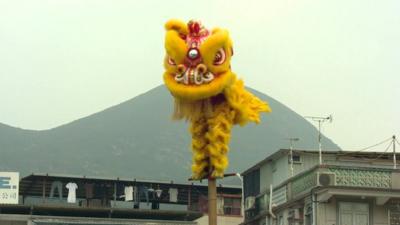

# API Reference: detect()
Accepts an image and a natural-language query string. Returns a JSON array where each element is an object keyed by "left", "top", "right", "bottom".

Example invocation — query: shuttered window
[{"left": 244, "top": 169, "right": 260, "bottom": 198}]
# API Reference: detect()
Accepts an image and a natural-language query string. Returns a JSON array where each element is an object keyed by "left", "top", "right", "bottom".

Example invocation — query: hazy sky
[{"left": 0, "top": 0, "right": 399, "bottom": 151}]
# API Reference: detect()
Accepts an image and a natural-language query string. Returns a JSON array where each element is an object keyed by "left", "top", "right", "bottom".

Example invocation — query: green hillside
[{"left": 0, "top": 85, "right": 340, "bottom": 183}]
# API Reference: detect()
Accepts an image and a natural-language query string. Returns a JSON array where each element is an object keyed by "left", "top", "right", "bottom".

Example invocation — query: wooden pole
[{"left": 208, "top": 178, "right": 217, "bottom": 225}]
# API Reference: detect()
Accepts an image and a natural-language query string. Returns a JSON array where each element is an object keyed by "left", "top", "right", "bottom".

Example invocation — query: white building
[{"left": 241, "top": 149, "right": 400, "bottom": 225}]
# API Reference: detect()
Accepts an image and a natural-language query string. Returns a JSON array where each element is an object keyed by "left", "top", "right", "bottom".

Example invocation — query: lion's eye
[
  {"left": 167, "top": 56, "right": 176, "bottom": 65},
  {"left": 213, "top": 49, "right": 226, "bottom": 65}
]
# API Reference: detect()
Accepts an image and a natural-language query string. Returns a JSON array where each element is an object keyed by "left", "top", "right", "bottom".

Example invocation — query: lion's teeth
[{"left": 175, "top": 70, "right": 214, "bottom": 85}]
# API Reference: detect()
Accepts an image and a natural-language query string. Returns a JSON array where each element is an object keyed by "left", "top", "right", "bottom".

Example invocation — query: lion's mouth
[{"left": 174, "top": 66, "right": 214, "bottom": 85}]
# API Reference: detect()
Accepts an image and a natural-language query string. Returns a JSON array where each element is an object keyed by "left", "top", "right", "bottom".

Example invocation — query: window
[
  {"left": 288, "top": 208, "right": 304, "bottom": 225},
  {"left": 390, "top": 210, "right": 400, "bottom": 225},
  {"left": 288, "top": 154, "right": 302, "bottom": 164},
  {"left": 223, "top": 197, "right": 241, "bottom": 215},
  {"left": 389, "top": 199, "right": 400, "bottom": 225},
  {"left": 338, "top": 202, "right": 369, "bottom": 225},
  {"left": 292, "top": 155, "right": 301, "bottom": 163},
  {"left": 278, "top": 214, "right": 284, "bottom": 225},
  {"left": 287, "top": 210, "right": 295, "bottom": 225},
  {"left": 217, "top": 195, "right": 241, "bottom": 216},
  {"left": 244, "top": 169, "right": 260, "bottom": 198}
]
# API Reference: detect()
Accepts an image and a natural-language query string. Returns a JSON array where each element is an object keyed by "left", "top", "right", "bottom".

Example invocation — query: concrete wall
[
  {"left": 0, "top": 214, "right": 197, "bottom": 225},
  {"left": 373, "top": 204, "right": 389, "bottom": 225},
  {"left": 196, "top": 215, "right": 243, "bottom": 225},
  {"left": 260, "top": 163, "right": 273, "bottom": 194},
  {"left": 316, "top": 198, "right": 389, "bottom": 225},
  {"left": 249, "top": 197, "right": 390, "bottom": 225},
  {"left": 272, "top": 157, "right": 290, "bottom": 187},
  {"left": 0, "top": 215, "right": 28, "bottom": 225},
  {"left": 292, "top": 153, "right": 326, "bottom": 176},
  {"left": 260, "top": 152, "right": 337, "bottom": 194},
  {"left": 0, "top": 221, "right": 26, "bottom": 225},
  {"left": 259, "top": 155, "right": 291, "bottom": 194},
  {"left": 317, "top": 198, "right": 337, "bottom": 225}
]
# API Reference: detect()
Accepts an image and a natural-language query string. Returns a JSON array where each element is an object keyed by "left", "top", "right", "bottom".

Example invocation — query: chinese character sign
[{"left": 0, "top": 172, "right": 19, "bottom": 204}]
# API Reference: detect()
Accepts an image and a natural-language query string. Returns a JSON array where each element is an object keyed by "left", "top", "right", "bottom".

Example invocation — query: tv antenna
[
  {"left": 305, "top": 115, "right": 333, "bottom": 164},
  {"left": 286, "top": 138, "right": 299, "bottom": 177}
]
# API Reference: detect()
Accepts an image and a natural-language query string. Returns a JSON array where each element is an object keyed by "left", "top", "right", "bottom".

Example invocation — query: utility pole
[
  {"left": 286, "top": 138, "right": 299, "bottom": 177},
  {"left": 305, "top": 115, "right": 332, "bottom": 164}
]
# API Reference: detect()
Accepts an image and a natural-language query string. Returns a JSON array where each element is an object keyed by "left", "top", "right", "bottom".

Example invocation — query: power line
[
  {"left": 364, "top": 140, "right": 393, "bottom": 162},
  {"left": 356, "top": 137, "right": 393, "bottom": 152},
  {"left": 340, "top": 137, "right": 393, "bottom": 155}
]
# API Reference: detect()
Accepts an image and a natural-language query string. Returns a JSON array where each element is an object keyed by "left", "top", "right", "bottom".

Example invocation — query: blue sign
[{"left": 0, "top": 177, "right": 12, "bottom": 189}]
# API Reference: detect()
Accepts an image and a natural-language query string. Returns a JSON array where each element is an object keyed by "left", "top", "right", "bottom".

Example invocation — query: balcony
[{"left": 0, "top": 173, "right": 242, "bottom": 221}]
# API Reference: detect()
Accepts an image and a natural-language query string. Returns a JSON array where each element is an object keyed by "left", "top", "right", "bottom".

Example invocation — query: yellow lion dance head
[
  {"left": 163, "top": 19, "right": 270, "bottom": 179},
  {"left": 163, "top": 19, "right": 235, "bottom": 101}
]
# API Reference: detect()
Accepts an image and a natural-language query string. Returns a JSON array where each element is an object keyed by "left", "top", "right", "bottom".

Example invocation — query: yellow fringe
[
  {"left": 190, "top": 117, "right": 209, "bottom": 180},
  {"left": 174, "top": 77, "right": 271, "bottom": 179},
  {"left": 204, "top": 103, "right": 235, "bottom": 178},
  {"left": 172, "top": 98, "right": 213, "bottom": 121},
  {"left": 189, "top": 102, "right": 235, "bottom": 179},
  {"left": 224, "top": 77, "right": 271, "bottom": 126}
]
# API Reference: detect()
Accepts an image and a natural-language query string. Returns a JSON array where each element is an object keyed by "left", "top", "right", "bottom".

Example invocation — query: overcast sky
[{"left": 0, "top": 0, "right": 399, "bottom": 151}]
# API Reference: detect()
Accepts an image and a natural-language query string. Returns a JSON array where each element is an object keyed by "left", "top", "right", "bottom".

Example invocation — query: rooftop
[
  {"left": 5, "top": 173, "right": 242, "bottom": 221},
  {"left": 242, "top": 149, "right": 400, "bottom": 175}
]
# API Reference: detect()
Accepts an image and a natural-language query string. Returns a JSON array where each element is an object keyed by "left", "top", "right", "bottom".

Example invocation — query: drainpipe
[
  {"left": 269, "top": 184, "right": 276, "bottom": 219},
  {"left": 235, "top": 173, "right": 244, "bottom": 218},
  {"left": 311, "top": 188, "right": 317, "bottom": 225}
]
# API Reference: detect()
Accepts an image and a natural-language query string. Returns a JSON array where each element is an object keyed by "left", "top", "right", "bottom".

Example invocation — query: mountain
[{"left": 0, "top": 85, "right": 340, "bottom": 184}]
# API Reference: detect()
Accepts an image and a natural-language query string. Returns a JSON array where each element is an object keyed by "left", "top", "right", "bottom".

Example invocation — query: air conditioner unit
[
  {"left": 245, "top": 196, "right": 255, "bottom": 210},
  {"left": 317, "top": 172, "right": 336, "bottom": 186}
]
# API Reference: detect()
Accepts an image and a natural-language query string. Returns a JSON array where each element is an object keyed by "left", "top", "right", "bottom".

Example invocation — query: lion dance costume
[{"left": 163, "top": 19, "right": 271, "bottom": 180}]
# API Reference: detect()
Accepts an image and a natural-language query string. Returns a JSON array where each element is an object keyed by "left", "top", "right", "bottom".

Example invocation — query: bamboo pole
[{"left": 208, "top": 178, "right": 217, "bottom": 225}]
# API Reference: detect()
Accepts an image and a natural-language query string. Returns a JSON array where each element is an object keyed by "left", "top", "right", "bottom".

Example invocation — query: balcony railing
[{"left": 328, "top": 167, "right": 391, "bottom": 188}]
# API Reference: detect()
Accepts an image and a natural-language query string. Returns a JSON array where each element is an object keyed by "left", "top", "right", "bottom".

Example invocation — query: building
[
  {"left": 0, "top": 173, "right": 242, "bottom": 225},
  {"left": 241, "top": 149, "right": 400, "bottom": 225}
]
